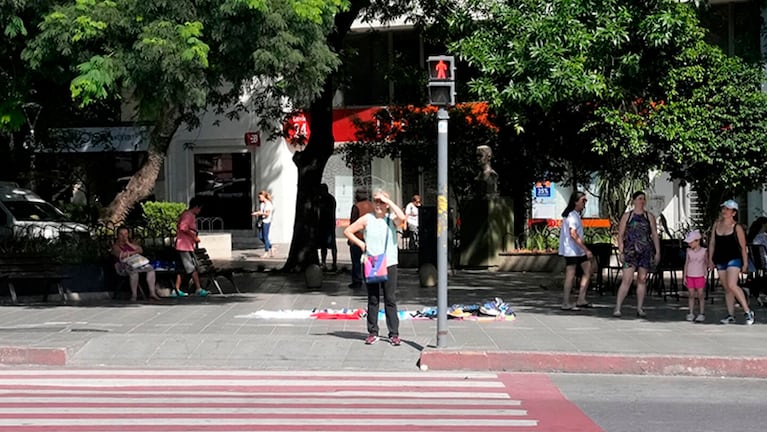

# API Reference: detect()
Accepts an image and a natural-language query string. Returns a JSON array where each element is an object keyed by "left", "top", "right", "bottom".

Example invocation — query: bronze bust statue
[{"left": 474, "top": 145, "right": 499, "bottom": 199}]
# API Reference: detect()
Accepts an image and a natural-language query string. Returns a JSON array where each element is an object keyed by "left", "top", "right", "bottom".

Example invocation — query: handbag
[
  {"left": 122, "top": 253, "right": 150, "bottom": 269},
  {"left": 364, "top": 216, "right": 390, "bottom": 284}
]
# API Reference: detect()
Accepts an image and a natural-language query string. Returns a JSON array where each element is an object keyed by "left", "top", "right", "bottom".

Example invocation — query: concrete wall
[{"left": 160, "top": 110, "right": 298, "bottom": 244}]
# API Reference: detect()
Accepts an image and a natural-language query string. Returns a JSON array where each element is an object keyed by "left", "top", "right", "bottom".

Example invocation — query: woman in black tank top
[{"left": 707, "top": 200, "right": 754, "bottom": 325}]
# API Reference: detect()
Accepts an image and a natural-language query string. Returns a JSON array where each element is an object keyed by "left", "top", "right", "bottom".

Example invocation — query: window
[{"left": 0, "top": 201, "right": 66, "bottom": 222}]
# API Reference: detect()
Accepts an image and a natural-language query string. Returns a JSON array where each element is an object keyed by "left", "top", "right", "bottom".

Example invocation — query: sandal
[{"left": 575, "top": 302, "right": 594, "bottom": 308}]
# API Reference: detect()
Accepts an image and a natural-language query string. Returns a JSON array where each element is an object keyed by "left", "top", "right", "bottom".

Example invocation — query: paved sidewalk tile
[{"left": 1, "top": 255, "right": 766, "bottom": 376}]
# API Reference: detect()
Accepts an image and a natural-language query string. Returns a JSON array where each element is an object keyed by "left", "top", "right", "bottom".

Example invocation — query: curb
[
  {"left": 418, "top": 349, "right": 767, "bottom": 378},
  {"left": 0, "top": 347, "right": 67, "bottom": 366}
]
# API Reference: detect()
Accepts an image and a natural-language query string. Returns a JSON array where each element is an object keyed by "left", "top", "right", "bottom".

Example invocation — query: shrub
[
  {"left": 141, "top": 201, "right": 186, "bottom": 237},
  {"left": 522, "top": 226, "right": 614, "bottom": 251}
]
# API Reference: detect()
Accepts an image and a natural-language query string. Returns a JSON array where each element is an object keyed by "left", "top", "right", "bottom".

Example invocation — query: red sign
[
  {"left": 284, "top": 112, "right": 310, "bottom": 146},
  {"left": 244, "top": 132, "right": 260, "bottom": 147}
]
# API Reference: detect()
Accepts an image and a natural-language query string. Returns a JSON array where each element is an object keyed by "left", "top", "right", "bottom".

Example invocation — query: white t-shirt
[
  {"left": 405, "top": 202, "right": 419, "bottom": 228},
  {"left": 260, "top": 200, "right": 274, "bottom": 223},
  {"left": 558, "top": 210, "right": 585, "bottom": 257}
]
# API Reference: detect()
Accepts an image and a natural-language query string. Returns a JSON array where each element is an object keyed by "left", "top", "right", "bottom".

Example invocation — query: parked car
[{"left": 0, "top": 182, "right": 90, "bottom": 240}]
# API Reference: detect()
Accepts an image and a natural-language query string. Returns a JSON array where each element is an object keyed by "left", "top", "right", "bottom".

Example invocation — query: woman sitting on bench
[{"left": 112, "top": 225, "right": 161, "bottom": 301}]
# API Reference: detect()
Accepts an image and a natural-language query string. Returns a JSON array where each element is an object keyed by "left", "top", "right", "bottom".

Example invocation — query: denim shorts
[{"left": 715, "top": 259, "right": 742, "bottom": 271}]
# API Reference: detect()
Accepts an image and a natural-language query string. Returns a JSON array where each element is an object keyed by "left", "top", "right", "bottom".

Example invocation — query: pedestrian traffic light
[
  {"left": 428, "top": 81, "right": 455, "bottom": 107},
  {"left": 427, "top": 56, "right": 455, "bottom": 81},
  {"left": 427, "top": 55, "right": 456, "bottom": 106}
]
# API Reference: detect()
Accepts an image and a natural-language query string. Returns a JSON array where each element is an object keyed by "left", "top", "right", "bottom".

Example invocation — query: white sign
[{"left": 335, "top": 176, "right": 354, "bottom": 220}]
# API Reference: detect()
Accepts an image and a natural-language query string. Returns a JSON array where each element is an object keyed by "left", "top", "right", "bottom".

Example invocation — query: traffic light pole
[{"left": 436, "top": 107, "right": 449, "bottom": 348}]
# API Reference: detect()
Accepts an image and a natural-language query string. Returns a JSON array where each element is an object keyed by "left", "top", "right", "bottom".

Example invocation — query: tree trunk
[
  {"left": 281, "top": 2, "right": 369, "bottom": 272},
  {"left": 282, "top": 80, "right": 334, "bottom": 271},
  {"left": 101, "top": 107, "right": 181, "bottom": 225}
]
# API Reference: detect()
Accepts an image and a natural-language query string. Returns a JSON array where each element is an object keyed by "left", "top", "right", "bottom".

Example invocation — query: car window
[{"left": 0, "top": 201, "right": 66, "bottom": 222}]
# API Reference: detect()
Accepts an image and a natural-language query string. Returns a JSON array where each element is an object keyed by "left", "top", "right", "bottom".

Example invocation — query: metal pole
[{"left": 436, "top": 107, "right": 449, "bottom": 348}]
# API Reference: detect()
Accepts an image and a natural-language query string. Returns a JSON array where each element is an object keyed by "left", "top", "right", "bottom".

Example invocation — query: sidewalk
[{"left": 1, "top": 246, "right": 766, "bottom": 378}]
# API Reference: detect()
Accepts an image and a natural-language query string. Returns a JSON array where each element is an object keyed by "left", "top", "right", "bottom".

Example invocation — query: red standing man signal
[{"left": 435, "top": 60, "right": 448, "bottom": 79}]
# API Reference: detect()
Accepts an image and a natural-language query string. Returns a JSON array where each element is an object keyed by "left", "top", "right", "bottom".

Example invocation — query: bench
[
  {"left": 0, "top": 256, "right": 70, "bottom": 304},
  {"left": 195, "top": 248, "right": 241, "bottom": 295}
]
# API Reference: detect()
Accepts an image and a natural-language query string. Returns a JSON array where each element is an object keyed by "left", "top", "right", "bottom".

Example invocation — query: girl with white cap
[
  {"left": 682, "top": 230, "right": 707, "bottom": 322},
  {"left": 708, "top": 199, "right": 755, "bottom": 325}
]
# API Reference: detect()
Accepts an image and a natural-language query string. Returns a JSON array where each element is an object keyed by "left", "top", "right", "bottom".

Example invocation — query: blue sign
[{"left": 535, "top": 186, "right": 551, "bottom": 198}]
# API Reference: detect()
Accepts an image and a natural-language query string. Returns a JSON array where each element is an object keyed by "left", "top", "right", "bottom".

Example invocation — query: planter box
[{"left": 497, "top": 252, "right": 563, "bottom": 272}]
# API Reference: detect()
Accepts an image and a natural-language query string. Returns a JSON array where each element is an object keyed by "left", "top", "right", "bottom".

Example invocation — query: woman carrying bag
[
  {"left": 112, "top": 225, "right": 161, "bottom": 301},
  {"left": 344, "top": 190, "right": 406, "bottom": 346}
]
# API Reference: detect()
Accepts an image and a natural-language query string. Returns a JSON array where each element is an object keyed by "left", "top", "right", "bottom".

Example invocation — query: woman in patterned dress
[{"left": 613, "top": 191, "right": 661, "bottom": 318}]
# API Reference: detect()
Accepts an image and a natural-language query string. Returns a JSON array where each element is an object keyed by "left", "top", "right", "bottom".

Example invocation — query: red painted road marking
[
  {"left": 0, "top": 370, "right": 600, "bottom": 431},
  {"left": 499, "top": 373, "right": 604, "bottom": 432}
]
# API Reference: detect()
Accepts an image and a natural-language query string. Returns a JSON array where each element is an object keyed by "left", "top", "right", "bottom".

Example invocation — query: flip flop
[
  {"left": 560, "top": 305, "right": 580, "bottom": 311},
  {"left": 575, "top": 302, "right": 594, "bottom": 308}
]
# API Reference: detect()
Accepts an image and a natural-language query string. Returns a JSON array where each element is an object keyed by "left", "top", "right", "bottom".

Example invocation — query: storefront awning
[{"left": 332, "top": 107, "right": 381, "bottom": 143}]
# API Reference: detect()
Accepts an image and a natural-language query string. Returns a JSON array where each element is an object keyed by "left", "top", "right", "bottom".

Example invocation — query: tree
[
  {"left": 23, "top": 0, "right": 347, "bottom": 224},
  {"left": 444, "top": 0, "right": 767, "bottom": 227},
  {"left": 590, "top": 40, "right": 767, "bottom": 226},
  {"left": 340, "top": 103, "right": 499, "bottom": 209},
  {"left": 281, "top": 0, "right": 429, "bottom": 271}
]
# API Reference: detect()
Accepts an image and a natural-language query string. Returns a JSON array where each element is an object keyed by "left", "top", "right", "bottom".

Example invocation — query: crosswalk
[{"left": 0, "top": 370, "right": 601, "bottom": 431}]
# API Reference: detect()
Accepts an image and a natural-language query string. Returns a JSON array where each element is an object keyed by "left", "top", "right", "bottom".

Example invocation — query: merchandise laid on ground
[{"left": 234, "top": 298, "right": 516, "bottom": 321}]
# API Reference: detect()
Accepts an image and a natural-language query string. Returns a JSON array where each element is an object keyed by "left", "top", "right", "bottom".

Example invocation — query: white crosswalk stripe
[{"left": 0, "top": 369, "right": 539, "bottom": 430}]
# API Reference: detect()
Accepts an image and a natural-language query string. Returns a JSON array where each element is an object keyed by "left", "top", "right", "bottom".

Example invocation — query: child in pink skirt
[{"left": 683, "top": 230, "right": 707, "bottom": 322}]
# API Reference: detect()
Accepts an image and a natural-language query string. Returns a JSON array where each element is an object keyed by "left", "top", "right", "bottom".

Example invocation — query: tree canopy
[
  {"left": 446, "top": 0, "right": 767, "bottom": 221},
  {"left": 21, "top": 0, "right": 348, "bottom": 223}
]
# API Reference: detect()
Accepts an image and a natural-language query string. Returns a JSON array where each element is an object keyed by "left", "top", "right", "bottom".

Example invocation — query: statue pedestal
[{"left": 458, "top": 197, "right": 514, "bottom": 267}]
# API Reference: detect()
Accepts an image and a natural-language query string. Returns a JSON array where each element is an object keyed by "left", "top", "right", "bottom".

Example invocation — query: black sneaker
[{"left": 745, "top": 310, "right": 755, "bottom": 325}]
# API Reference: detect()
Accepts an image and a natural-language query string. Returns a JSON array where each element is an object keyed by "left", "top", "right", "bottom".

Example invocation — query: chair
[
  {"left": 650, "top": 239, "right": 684, "bottom": 301},
  {"left": 587, "top": 243, "right": 621, "bottom": 295},
  {"left": 746, "top": 243, "right": 767, "bottom": 300}
]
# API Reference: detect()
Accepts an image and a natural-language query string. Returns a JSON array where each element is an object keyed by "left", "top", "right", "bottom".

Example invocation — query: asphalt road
[{"left": 552, "top": 373, "right": 765, "bottom": 432}]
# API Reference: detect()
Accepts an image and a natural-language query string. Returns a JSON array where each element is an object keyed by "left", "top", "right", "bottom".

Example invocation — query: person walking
[
  {"left": 347, "top": 189, "right": 374, "bottom": 289},
  {"left": 404, "top": 194, "right": 421, "bottom": 249},
  {"left": 251, "top": 191, "right": 274, "bottom": 258},
  {"left": 343, "top": 190, "right": 406, "bottom": 346},
  {"left": 174, "top": 197, "right": 209, "bottom": 297},
  {"left": 613, "top": 191, "right": 661, "bottom": 318},
  {"left": 317, "top": 183, "right": 338, "bottom": 271},
  {"left": 708, "top": 199, "right": 755, "bottom": 325},
  {"left": 682, "top": 230, "right": 707, "bottom": 323},
  {"left": 558, "top": 191, "right": 593, "bottom": 311}
]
